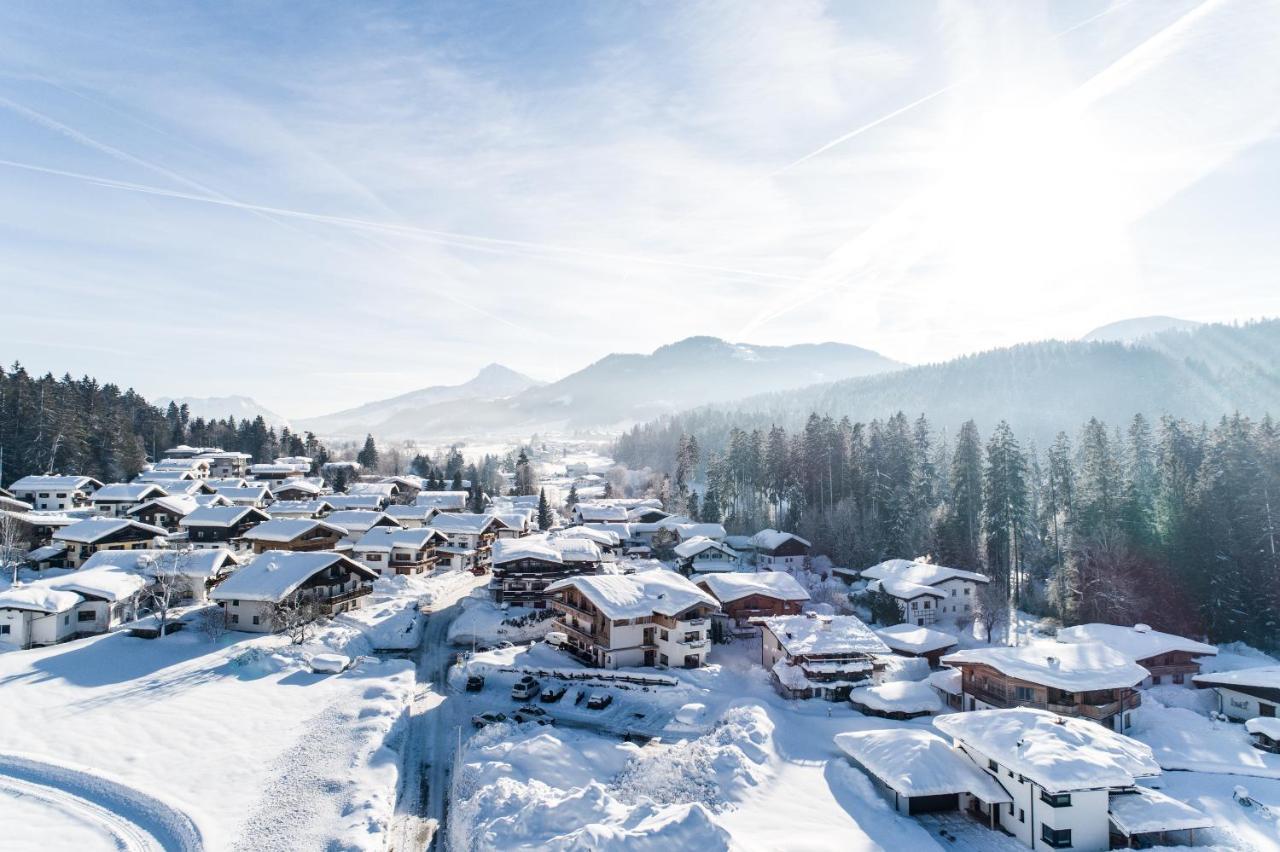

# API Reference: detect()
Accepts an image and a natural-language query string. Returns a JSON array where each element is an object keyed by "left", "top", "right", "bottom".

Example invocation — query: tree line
[{"left": 615, "top": 410, "right": 1280, "bottom": 649}]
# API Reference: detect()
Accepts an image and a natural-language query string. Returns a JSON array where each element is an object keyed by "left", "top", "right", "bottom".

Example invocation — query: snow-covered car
[
  {"left": 539, "top": 684, "right": 567, "bottom": 703},
  {"left": 310, "top": 653, "right": 350, "bottom": 674},
  {"left": 472, "top": 711, "right": 507, "bottom": 728},
  {"left": 512, "top": 705, "right": 553, "bottom": 725},
  {"left": 511, "top": 676, "right": 540, "bottom": 700},
  {"left": 465, "top": 675, "right": 485, "bottom": 692},
  {"left": 586, "top": 693, "right": 613, "bottom": 710},
  {"left": 495, "top": 640, "right": 514, "bottom": 649},
  {"left": 545, "top": 631, "right": 567, "bottom": 646}
]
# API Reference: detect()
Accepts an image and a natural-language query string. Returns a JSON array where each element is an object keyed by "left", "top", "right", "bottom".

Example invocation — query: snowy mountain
[
  {"left": 294, "top": 363, "right": 543, "bottom": 438},
  {"left": 155, "top": 394, "right": 290, "bottom": 428},
  {"left": 1081, "top": 315, "right": 1202, "bottom": 343},
  {"left": 368, "top": 337, "right": 903, "bottom": 440}
]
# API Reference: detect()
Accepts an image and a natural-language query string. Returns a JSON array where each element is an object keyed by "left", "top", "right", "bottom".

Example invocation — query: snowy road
[{"left": 0, "top": 753, "right": 204, "bottom": 852}]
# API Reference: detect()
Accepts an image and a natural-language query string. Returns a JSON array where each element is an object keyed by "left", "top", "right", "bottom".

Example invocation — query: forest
[{"left": 615, "top": 408, "right": 1280, "bottom": 649}]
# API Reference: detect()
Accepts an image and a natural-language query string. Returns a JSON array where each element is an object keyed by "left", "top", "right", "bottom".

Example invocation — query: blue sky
[{"left": 2, "top": 0, "right": 1279, "bottom": 417}]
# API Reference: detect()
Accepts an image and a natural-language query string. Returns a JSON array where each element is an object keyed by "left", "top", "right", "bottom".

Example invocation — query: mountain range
[
  {"left": 155, "top": 395, "right": 291, "bottom": 429},
  {"left": 1080, "top": 315, "right": 1202, "bottom": 343}
]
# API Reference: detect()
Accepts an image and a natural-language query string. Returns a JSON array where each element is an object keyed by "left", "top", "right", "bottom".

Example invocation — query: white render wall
[
  {"left": 1211, "top": 686, "right": 1279, "bottom": 722},
  {"left": 596, "top": 616, "right": 709, "bottom": 669}
]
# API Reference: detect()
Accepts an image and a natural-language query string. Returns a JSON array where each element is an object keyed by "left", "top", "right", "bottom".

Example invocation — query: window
[
  {"left": 1015, "top": 686, "right": 1034, "bottom": 701},
  {"left": 923, "top": 600, "right": 931, "bottom": 609},
  {"left": 964, "top": 604, "right": 971, "bottom": 612},
  {"left": 1173, "top": 673, "right": 1185, "bottom": 685},
  {"left": 78, "top": 610, "right": 95, "bottom": 623},
  {"left": 64, "top": 615, "right": 70, "bottom": 625},
  {"left": 988, "top": 759, "right": 998, "bottom": 772},
  {"left": 1040, "top": 791, "right": 1072, "bottom": 808},
  {"left": 231, "top": 614, "right": 239, "bottom": 624},
  {"left": 232, "top": 600, "right": 240, "bottom": 607},
  {"left": 252, "top": 616, "right": 260, "bottom": 625},
  {"left": 1019, "top": 808, "right": 1025, "bottom": 823},
  {"left": 964, "top": 587, "right": 971, "bottom": 595},
  {"left": 0, "top": 625, "right": 9, "bottom": 635},
  {"left": 1040, "top": 825, "right": 1072, "bottom": 848},
  {"left": 1260, "top": 704, "right": 1276, "bottom": 718},
  {"left": 1151, "top": 675, "right": 1162, "bottom": 685}
]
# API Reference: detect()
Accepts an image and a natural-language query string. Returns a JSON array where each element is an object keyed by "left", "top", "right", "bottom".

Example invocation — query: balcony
[
  {"left": 320, "top": 586, "right": 372, "bottom": 614},
  {"left": 554, "top": 618, "right": 597, "bottom": 646},
  {"left": 680, "top": 638, "right": 710, "bottom": 649}
]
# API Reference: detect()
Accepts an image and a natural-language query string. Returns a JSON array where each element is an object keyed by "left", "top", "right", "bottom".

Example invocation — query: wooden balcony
[{"left": 320, "top": 586, "right": 372, "bottom": 614}]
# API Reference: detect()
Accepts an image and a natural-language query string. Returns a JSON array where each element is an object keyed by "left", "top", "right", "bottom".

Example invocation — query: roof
[
  {"left": 8, "top": 475, "right": 101, "bottom": 491},
  {"left": 345, "top": 482, "right": 396, "bottom": 497},
  {"left": 214, "top": 485, "right": 270, "bottom": 502},
  {"left": 574, "top": 504, "right": 629, "bottom": 522},
  {"left": 326, "top": 494, "right": 387, "bottom": 510},
  {"left": 27, "top": 543, "right": 68, "bottom": 561},
  {"left": 546, "top": 568, "right": 717, "bottom": 621},
  {"left": 242, "top": 519, "right": 343, "bottom": 543},
  {"left": 1057, "top": 623, "right": 1217, "bottom": 660},
  {"left": 428, "top": 513, "right": 498, "bottom": 535},
  {"left": 0, "top": 585, "right": 83, "bottom": 613},
  {"left": 81, "top": 548, "right": 239, "bottom": 578},
  {"left": 760, "top": 614, "right": 890, "bottom": 657},
  {"left": 490, "top": 534, "right": 602, "bottom": 565},
  {"left": 54, "top": 518, "right": 166, "bottom": 543},
  {"left": 1108, "top": 787, "right": 1213, "bottom": 836},
  {"left": 934, "top": 708, "right": 1161, "bottom": 793},
  {"left": 749, "top": 528, "right": 811, "bottom": 551},
  {"left": 326, "top": 510, "right": 400, "bottom": 532},
  {"left": 673, "top": 536, "right": 738, "bottom": 559},
  {"left": 557, "top": 527, "right": 621, "bottom": 547},
  {"left": 179, "top": 506, "right": 266, "bottom": 528},
  {"left": 128, "top": 494, "right": 200, "bottom": 518},
  {"left": 929, "top": 667, "right": 962, "bottom": 695},
  {"left": 414, "top": 491, "right": 469, "bottom": 510},
  {"left": 849, "top": 680, "right": 945, "bottom": 715},
  {"left": 868, "top": 576, "right": 947, "bottom": 600},
  {"left": 271, "top": 480, "right": 322, "bottom": 496},
  {"left": 383, "top": 505, "right": 433, "bottom": 521},
  {"left": 943, "top": 642, "right": 1150, "bottom": 691},
  {"left": 1193, "top": 666, "right": 1280, "bottom": 690},
  {"left": 698, "top": 571, "right": 810, "bottom": 604},
  {"left": 1246, "top": 717, "right": 1280, "bottom": 739},
  {"left": 665, "top": 522, "right": 727, "bottom": 541},
  {"left": 264, "top": 499, "right": 332, "bottom": 515},
  {"left": 352, "top": 527, "right": 443, "bottom": 552},
  {"left": 834, "top": 729, "right": 1011, "bottom": 803},
  {"left": 875, "top": 624, "right": 959, "bottom": 655},
  {"left": 862, "top": 558, "right": 990, "bottom": 587},
  {"left": 48, "top": 565, "right": 148, "bottom": 603},
  {"left": 93, "top": 483, "right": 168, "bottom": 502},
  {"left": 210, "top": 550, "right": 375, "bottom": 602}
]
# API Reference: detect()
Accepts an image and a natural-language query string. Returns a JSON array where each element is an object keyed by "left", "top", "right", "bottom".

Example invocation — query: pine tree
[
  {"left": 536, "top": 488, "right": 554, "bottom": 531},
  {"left": 357, "top": 434, "right": 380, "bottom": 470},
  {"left": 941, "top": 420, "right": 984, "bottom": 569},
  {"left": 984, "top": 421, "right": 1030, "bottom": 603},
  {"left": 513, "top": 450, "right": 536, "bottom": 495},
  {"left": 451, "top": 470, "right": 464, "bottom": 492},
  {"left": 566, "top": 483, "right": 579, "bottom": 507}
]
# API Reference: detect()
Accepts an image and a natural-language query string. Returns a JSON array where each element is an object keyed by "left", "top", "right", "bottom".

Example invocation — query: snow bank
[{"left": 849, "top": 680, "right": 943, "bottom": 715}]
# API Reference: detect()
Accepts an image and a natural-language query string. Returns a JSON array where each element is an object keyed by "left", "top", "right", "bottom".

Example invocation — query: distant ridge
[
  {"left": 1081, "top": 315, "right": 1202, "bottom": 343},
  {"left": 156, "top": 395, "right": 289, "bottom": 428}
]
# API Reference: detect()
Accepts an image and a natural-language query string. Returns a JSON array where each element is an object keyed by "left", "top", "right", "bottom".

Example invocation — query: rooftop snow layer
[
  {"left": 862, "top": 558, "right": 989, "bottom": 587},
  {"left": 546, "top": 568, "right": 716, "bottom": 620},
  {"left": 0, "top": 584, "right": 83, "bottom": 613},
  {"left": 834, "top": 729, "right": 1011, "bottom": 803},
  {"left": 876, "top": 623, "right": 959, "bottom": 655},
  {"left": 673, "top": 536, "right": 737, "bottom": 559},
  {"left": 929, "top": 667, "right": 962, "bottom": 695},
  {"left": 761, "top": 614, "right": 890, "bottom": 657},
  {"left": 80, "top": 548, "right": 237, "bottom": 578},
  {"left": 92, "top": 483, "right": 168, "bottom": 501},
  {"left": 413, "top": 491, "right": 469, "bottom": 510},
  {"left": 210, "top": 550, "right": 371, "bottom": 602},
  {"left": 1194, "top": 666, "right": 1280, "bottom": 690},
  {"left": 1057, "top": 623, "right": 1217, "bottom": 660},
  {"left": 749, "top": 528, "right": 811, "bottom": 551},
  {"left": 942, "top": 641, "right": 1150, "bottom": 691},
  {"left": 47, "top": 565, "right": 148, "bottom": 603},
  {"left": 934, "top": 708, "right": 1160, "bottom": 793},
  {"left": 242, "top": 518, "right": 341, "bottom": 542},
  {"left": 54, "top": 518, "right": 166, "bottom": 543},
  {"left": 1245, "top": 717, "right": 1280, "bottom": 739},
  {"left": 179, "top": 506, "right": 262, "bottom": 527},
  {"left": 1107, "top": 786, "right": 1213, "bottom": 835},
  {"left": 698, "top": 571, "right": 810, "bottom": 603},
  {"left": 849, "top": 680, "right": 944, "bottom": 715}
]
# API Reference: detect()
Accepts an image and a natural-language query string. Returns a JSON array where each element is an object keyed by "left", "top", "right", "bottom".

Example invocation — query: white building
[
  {"left": 547, "top": 568, "right": 718, "bottom": 669},
  {"left": 748, "top": 529, "right": 811, "bottom": 569},
  {"left": 7, "top": 475, "right": 103, "bottom": 511},
  {"left": 209, "top": 550, "right": 376, "bottom": 633},
  {"left": 81, "top": 548, "right": 239, "bottom": 603},
  {"left": 1193, "top": 666, "right": 1280, "bottom": 721},
  {"left": 414, "top": 490, "right": 469, "bottom": 512},
  {"left": 673, "top": 536, "right": 740, "bottom": 575},
  {"left": 0, "top": 586, "right": 86, "bottom": 649},
  {"left": 861, "top": 559, "right": 991, "bottom": 625},
  {"left": 90, "top": 483, "right": 170, "bottom": 518}
]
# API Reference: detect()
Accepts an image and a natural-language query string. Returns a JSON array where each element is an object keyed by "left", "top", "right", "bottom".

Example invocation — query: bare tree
[
  {"left": 145, "top": 549, "right": 192, "bottom": 639},
  {"left": 0, "top": 512, "right": 30, "bottom": 584},
  {"left": 271, "top": 591, "right": 320, "bottom": 645},
  {"left": 975, "top": 578, "right": 1010, "bottom": 644},
  {"left": 1071, "top": 532, "right": 1141, "bottom": 626},
  {"left": 199, "top": 606, "right": 228, "bottom": 641}
]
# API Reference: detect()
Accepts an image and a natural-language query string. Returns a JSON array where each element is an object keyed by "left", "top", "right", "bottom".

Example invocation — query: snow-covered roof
[
  {"left": 749, "top": 528, "right": 811, "bottom": 551},
  {"left": 934, "top": 708, "right": 1161, "bottom": 793},
  {"left": 1108, "top": 787, "right": 1213, "bottom": 836},
  {"left": 128, "top": 495, "right": 200, "bottom": 518},
  {"left": 263, "top": 499, "right": 332, "bottom": 516},
  {"left": 48, "top": 565, "right": 148, "bottom": 603},
  {"left": 179, "top": 506, "right": 266, "bottom": 528},
  {"left": 929, "top": 667, "right": 962, "bottom": 695},
  {"left": 1193, "top": 666, "right": 1280, "bottom": 690},
  {"left": 834, "top": 729, "right": 1011, "bottom": 803},
  {"left": 81, "top": 548, "right": 238, "bottom": 579},
  {"left": 942, "top": 641, "right": 1150, "bottom": 691},
  {"left": 547, "top": 568, "right": 716, "bottom": 620},
  {"left": 8, "top": 475, "right": 101, "bottom": 491},
  {"left": 583, "top": 522, "right": 632, "bottom": 540},
  {"left": 0, "top": 584, "right": 83, "bottom": 613},
  {"left": 760, "top": 614, "right": 890, "bottom": 657},
  {"left": 414, "top": 491, "right": 469, "bottom": 510},
  {"left": 491, "top": 534, "right": 602, "bottom": 565},
  {"left": 345, "top": 482, "right": 397, "bottom": 497},
  {"left": 875, "top": 623, "right": 959, "bottom": 655},
  {"left": 271, "top": 479, "right": 322, "bottom": 496},
  {"left": 862, "top": 558, "right": 990, "bottom": 587},
  {"left": 147, "top": 478, "right": 213, "bottom": 495},
  {"left": 324, "top": 510, "right": 400, "bottom": 533},
  {"left": 556, "top": 526, "right": 620, "bottom": 547},
  {"left": 487, "top": 512, "right": 531, "bottom": 531},
  {"left": 849, "top": 680, "right": 945, "bottom": 715},
  {"left": 213, "top": 485, "right": 270, "bottom": 502},
  {"left": 242, "top": 519, "right": 343, "bottom": 543},
  {"left": 210, "top": 550, "right": 374, "bottom": 603},
  {"left": 26, "top": 543, "right": 68, "bottom": 561},
  {"left": 383, "top": 505, "right": 432, "bottom": 521},
  {"left": 93, "top": 483, "right": 168, "bottom": 502},
  {"left": 1057, "top": 623, "right": 1217, "bottom": 661},
  {"left": 697, "top": 571, "right": 810, "bottom": 604},
  {"left": 428, "top": 513, "right": 498, "bottom": 535},
  {"left": 54, "top": 518, "right": 166, "bottom": 543},
  {"left": 549, "top": 536, "right": 604, "bottom": 562},
  {"left": 574, "top": 504, "right": 630, "bottom": 523},
  {"left": 352, "top": 527, "right": 442, "bottom": 553},
  {"left": 867, "top": 576, "right": 946, "bottom": 600},
  {"left": 1246, "top": 717, "right": 1280, "bottom": 739},
  {"left": 665, "top": 521, "right": 727, "bottom": 541},
  {"left": 673, "top": 536, "right": 737, "bottom": 559}
]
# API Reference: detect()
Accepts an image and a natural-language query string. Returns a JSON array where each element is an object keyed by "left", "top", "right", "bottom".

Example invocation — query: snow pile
[
  {"left": 1130, "top": 691, "right": 1280, "bottom": 778},
  {"left": 447, "top": 594, "right": 553, "bottom": 646},
  {"left": 336, "top": 592, "right": 422, "bottom": 651},
  {"left": 849, "top": 680, "right": 943, "bottom": 715}
]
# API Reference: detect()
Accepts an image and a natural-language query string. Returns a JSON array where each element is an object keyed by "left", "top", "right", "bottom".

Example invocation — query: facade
[
  {"left": 179, "top": 506, "right": 270, "bottom": 551},
  {"left": 241, "top": 519, "right": 347, "bottom": 555},
  {"left": 1057, "top": 623, "right": 1217, "bottom": 687},
  {"left": 196, "top": 451, "right": 253, "bottom": 478},
  {"left": 52, "top": 518, "right": 167, "bottom": 569},
  {"left": 943, "top": 642, "right": 1148, "bottom": 732},
  {"left": 696, "top": 571, "right": 810, "bottom": 625},
  {"left": 351, "top": 527, "right": 442, "bottom": 575},
  {"left": 8, "top": 475, "right": 103, "bottom": 511},
  {"left": 0, "top": 587, "right": 86, "bottom": 649},
  {"left": 128, "top": 495, "right": 201, "bottom": 532},
  {"left": 270, "top": 480, "right": 324, "bottom": 502},
  {"left": 1193, "top": 667, "right": 1280, "bottom": 721},
  {"left": 673, "top": 536, "right": 740, "bottom": 576},
  {"left": 80, "top": 548, "right": 239, "bottom": 603},
  {"left": 547, "top": 569, "right": 718, "bottom": 668},
  {"left": 489, "top": 534, "right": 602, "bottom": 607},
  {"left": 861, "top": 559, "right": 990, "bottom": 625},
  {"left": 209, "top": 550, "right": 377, "bottom": 633},
  {"left": 428, "top": 513, "right": 501, "bottom": 571},
  {"left": 90, "top": 483, "right": 169, "bottom": 518},
  {"left": 760, "top": 613, "right": 891, "bottom": 700},
  {"left": 748, "top": 529, "right": 811, "bottom": 569}
]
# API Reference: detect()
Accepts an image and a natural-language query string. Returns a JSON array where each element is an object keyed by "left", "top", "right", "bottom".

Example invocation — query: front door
[{"left": 644, "top": 649, "right": 655, "bottom": 666}]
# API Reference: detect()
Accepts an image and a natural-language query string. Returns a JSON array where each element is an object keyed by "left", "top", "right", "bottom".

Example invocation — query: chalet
[
  {"left": 487, "top": 512, "right": 533, "bottom": 539},
  {"left": 213, "top": 484, "right": 272, "bottom": 508},
  {"left": 748, "top": 529, "right": 811, "bottom": 569},
  {"left": 210, "top": 550, "right": 376, "bottom": 632},
  {"left": 351, "top": 527, "right": 443, "bottom": 575},
  {"left": 1193, "top": 666, "right": 1280, "bottom": 722},
  {"left": 673, "top": 536, "right": 740, "bottom": 576},
  {"left": 326, "top": 493, "right": 387, "bottom": 512},
  {"left": 241, "top": 519, "right": 347, "bottom": 555},
  {"left": 943, "top": 642, "right": 1148, "bottom": 731},
  {"left": 139, "top": 477, "right": 217, "bottom": 496},
  {"left": 555, "top": 525, "right": 622, "bottom": 558},
  {"left": 862, "top": 559, "right": 990, "bottom": 625},
  {"left": 428, "top": 513, "right": 501, "bottom": 571},
  {"left": 933, "top": 708, "right": 1210, "bottom": 851},
  {"left": 47, "top": 564, "right": 149, "bottom": 636},
  {"left": 246, "top": 462, "right": 308, "bottom": 486},
  {"left": 874, "top": 623, "right": 959, "bottom": 667},
  {"left": 346, "top": 481, "right": 399, "bottom": 503},
  {"left": 264, "top": 499, "right": 333, "bottom": 519},
  {"left": 128, "top": 494, "right": 201, "bottom": 532},
  {"left": 52, "top": 518, "right": 167, "bottom": 568},
  {"left": 489, "top": 534, "right": 602, "bottom": 607},
  {"left": 1057, "top": 623, "right": 1217, "bottom": 687},
  {"left": 760, "top": 613, "right": 891, "bottom": 700},
  {"left": 179, "top": 506, "right": 270, "bottom": 551},
  {"left": 270, "top": 479, "right": 324, "bottom": 502},
  {"left": 383, "top": 504, "right": 436, "bottom": 528},
  {"left": 696, "top": 571, "right": 810, "bottom": 625},
  {"left": 664, "top": 521, "right": 727, "bottom": 543},
  {"left": 81, "top": 547, "right": 239, "bottom": 603},
  {"left": 627, "top": 505, "right": 671, "bottom": 524},
  {"left": 90, "top": 483, "right": 169, "bottom": 518},
  {"left": 325, "top": 510, "right": 402, "bottom": 542},
  {"left": 929, "top": 667, "right": 964, "bottom": 710},
  {"left": 151, "top": 458, "right": 211, "bottom": 479},
  {"left": 195, "top": 450, "right": 253, "bottom": 478},
  {"left": 380, "top": 476, "right": 426, "bottom": 501},
  {"left": 571, "top": 503, "right": 630, "bottom": 524},
  {"left": 547, "top": 568, "right": 718, "bottom": 668},
  {"left": 414, "top": 490, "right": 469, "bottom": 513},
  {"left": 8, "top": 475, "right": 103, "bottom": 511}
]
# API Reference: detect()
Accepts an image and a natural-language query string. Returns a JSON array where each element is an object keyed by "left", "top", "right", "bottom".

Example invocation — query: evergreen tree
[
  {"left": 451, "top": 470, "right": 464, "bottom": 492},
  {"left": 536, "top": 488, "right": 554, "bottom": 531},
  {"left": 356, "top": 434, "right": 380, "bottom": 471},
  {"left": 984, "top": 421, "right": 1030, "bottom": 602},
  {"left": 566, "top": 483, "right": 579, "bottom": 507},
  {"left": 513, "top": 450, "right": 537, "bottom": 495},
  {"left": 940, "top": 420, "right": 984, "bottom": 568}
]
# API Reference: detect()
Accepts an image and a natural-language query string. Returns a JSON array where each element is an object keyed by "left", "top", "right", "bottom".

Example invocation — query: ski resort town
[{"left": 1, "top": 444, "right": 1278, "bottom": 851}]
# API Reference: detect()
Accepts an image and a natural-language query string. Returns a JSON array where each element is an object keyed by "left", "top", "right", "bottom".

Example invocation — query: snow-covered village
[{"left": 4, "top": 2, "right": 1280, "bottom": 851}]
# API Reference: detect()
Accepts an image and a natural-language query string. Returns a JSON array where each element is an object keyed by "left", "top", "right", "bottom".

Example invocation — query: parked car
[
  {"left": 512, "top": 705, "right": 553, "bottom": 725},
  {"left": 586, "top": 693, "right": 613, "bottom": 710},
  {"left": 511, "top": 676, "right": 540, "bottom": 700},
  {"left": 465, "top": 675, "right": 485, "bottom": 692},
  {"left": 540, "top": 684, "right": 567, "bottom": 703},
  {"left": 495, "top": 640, "right": 514, "bottom": 649},
  {"left": 472, "top": 711, "right": 506, "bottom": 728}
]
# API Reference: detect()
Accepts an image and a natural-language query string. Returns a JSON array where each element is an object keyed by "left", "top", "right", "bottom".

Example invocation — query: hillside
[
  {"left": 1081, "top": 315, "right": 1203, "bottom": 343},
  {"left": 156, "top": 395, "right": 290, "bottom": 428}
]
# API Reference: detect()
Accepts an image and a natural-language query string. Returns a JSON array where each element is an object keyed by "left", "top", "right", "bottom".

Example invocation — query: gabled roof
[
  {"left": 1057, "top": 623, "right": 1217, "bottom": 661},
  {"left": 875, "top": 623, "right": 958, "bottom": 655},
  {"left": 179, "top": 506, "right": 269, "bottom": 528},
  {"left": 326, "top": 494, "right": 385, "bottom": 510},
  {"left": 749, "top": 528, "right": 811, "bottom": 551},
  {"left": 352, "top": 527, "right": 443, "bottom": 553},
  {"left": 92, "top": 483, "right": 168, "bottom": 502},
  {"left": 0, "top": 585, "right": 83, "bottom": 614},
  {"left": 53, "top": 518, "right": 167, "bottom": 544},
  {"left": 547, "top": 568, "right": 716, "bottom": 620},
  {"left": 326, "top": 510, "right": 402, "bottom": 533},
  {"left": 934, "top": 708, "right": 1161, "bottom": 793},
  {"left": 47, "top": 565, "right": 148, "bottom": 603},
  {"left": 264, "top": 499, "right": 333, "bottom": 515},
  {"left": 428, "top": 513, "right": 499, "bottom": 535},
  {"left": 346, "top": 482, "right": 397, "bottom": 497},
  {"left": 81, "top": 547, "right": 239, "bottom": 578},
  {"left": 128, "top": 494, "right": 200, "bottom": 518},
  {"left": 1193, "top": 666, "right": 1280, "bottom": 690},
  {"left": 414, "top": 491, "right": 469, "bottom": 510},
  {"left": 760, "top": 614, "right": 890, "bottom": 657},
  {"left": 270, "top": 479, "right": 323, "bottom": 497},
  {"left": 140, "top": 478, "right": 215, "bottom": 495},
  {"left": 210, "top": 550, "right": 375, "bottom": 603},
  {"left": 573, "top": 504, "right": 629, "bottom": 523},
  {"left": 8, "top": 475, "right": 102, "bottom": 491},
  {"left": 867, "top": 576, "right": 946, "bottom": 600},
  {"left": 213, "top": 485, "right": 271, "bottom": 502},
  {"left": 697, "top": 571, "right": 810, "bottom": 604},
  {"left": 241, "top": 518, "right": 344, "bottom": 543},
  {"left": 834, "top": 729, "right": 1011, "bottom": 803},
  {"left": 862, "top": 558, "right": 989, "bottom": 587},
  {"left": 556, "top": 526, "right": 620, "bottom": 547},
  {"left": 942, "top": 642, "right": 1149, "bottom": 692},
  {"left": 492, "top": 534, "right": 562, "bottom": 565},
  {"left": 673, "top": 536, "right": 737, "bottom": 560},
  {"left": 663, "top": 521, "right": 727, "bottom": 541}
]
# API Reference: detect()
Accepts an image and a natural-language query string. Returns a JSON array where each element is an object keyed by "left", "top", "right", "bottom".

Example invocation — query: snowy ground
[{"left": 446, "top": 591, "right": 557, "bottom": 648}]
